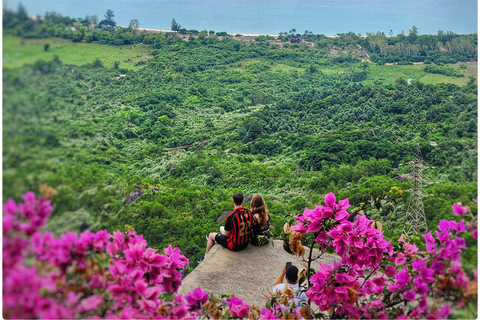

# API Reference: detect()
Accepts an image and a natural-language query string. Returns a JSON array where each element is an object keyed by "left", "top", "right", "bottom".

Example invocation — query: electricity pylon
[{"left": 402, "top": 144, "right": 429, "bottom": 236}]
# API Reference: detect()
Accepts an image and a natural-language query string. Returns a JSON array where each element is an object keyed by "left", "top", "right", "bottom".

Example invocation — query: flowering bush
[
  {"left": 284, "top": 193, "right": 477, "bottom": 319},
  {"left": 2, "top": 192, "right": 209, "bottom": 319},
  {"left": 3, "top": 191, "right": 477, "bottom": 319}
]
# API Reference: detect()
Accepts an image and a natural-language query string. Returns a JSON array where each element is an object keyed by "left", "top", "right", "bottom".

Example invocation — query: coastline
[
  {"left": 135, "top": 27, "right": 339, "bottom": 38},
  {"left": 136, "top": 27, "right": 279, "bottom": 38}
]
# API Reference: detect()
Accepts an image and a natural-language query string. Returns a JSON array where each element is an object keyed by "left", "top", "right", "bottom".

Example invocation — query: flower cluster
[
  {"left": 3, "top": 191, "right": 476, "bottom": 319},
  {"left": 286, "top": 193, "right": 477, "bottom": 319},
  {"left": 2, "top": 192, "right": 201, "bottom": 319}
]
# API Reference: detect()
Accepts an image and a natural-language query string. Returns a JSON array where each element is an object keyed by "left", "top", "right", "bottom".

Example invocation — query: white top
[{"left": 273, "top": 283, "right": 308, "bottom": 307}]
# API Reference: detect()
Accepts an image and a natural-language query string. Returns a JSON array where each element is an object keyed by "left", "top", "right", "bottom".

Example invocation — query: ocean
[{"left": 3, "top": 0, "right": 477, "bottom": 36}]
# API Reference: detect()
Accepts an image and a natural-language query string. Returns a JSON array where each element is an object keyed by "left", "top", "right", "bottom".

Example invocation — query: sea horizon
[{"left": 3, "top": 0, "right": 478, "bottom": 36}]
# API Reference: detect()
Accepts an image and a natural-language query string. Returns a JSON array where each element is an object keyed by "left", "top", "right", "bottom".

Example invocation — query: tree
[
  {"left": 89, "top": 15, "right": 98, "bottom": 26},
  {"left": 408, "top": 25, "right": 418, "bottom": 43},
  {"left": 17, "top": 3, "right": 28, "bottom": 20},
  {"left": 104, "top": 9, "right": 116, "bottom": 27},
  {"left": 129, "top": 19, "right": 139, "bottom": 30},
  {"left": 171, "top": 18, "right": 181, "bottom": 31}
]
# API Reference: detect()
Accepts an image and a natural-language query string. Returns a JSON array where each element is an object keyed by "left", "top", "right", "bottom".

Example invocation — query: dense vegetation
[{"left": 3, "top": 6, "right": 477, "bottom": 270}]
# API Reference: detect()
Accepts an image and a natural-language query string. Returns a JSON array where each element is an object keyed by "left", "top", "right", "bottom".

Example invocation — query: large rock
[
  {"left": 122, "top": 189, "right": 143, "bottom": 205},
  {"left": 178, "top": 240, "right": 337, "bottom": 306},
  {"left": 216, "top": 211, "right": 231, "bottom": 224}
]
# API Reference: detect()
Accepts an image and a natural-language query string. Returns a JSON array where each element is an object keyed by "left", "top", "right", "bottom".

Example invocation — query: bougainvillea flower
[
  {"left": 324, "top": 193, "right": 336, "bottom": 208},
  {"left": 403, "top": 290, "right": 416, "bottom": 301},
  {"left": 452, "top": 204, "right": 468, "bottom": 216},
  {"left": 185, "top": 287, "right": 209, "bottom": 308},
  {"left": 80, "top": 294, "right": 103, "bottom": 312},
  {"left": 226, "top": 296, "right": 249, "bottom": 318},
  {"left": 404, "top": 243, "right": 418, "bottom": 256},
  {"left": 395, "top": 268, "right": 411, "bottom": 289},
  {"left": 384, "top": 265, "right": 397, "bottom": 277},
  {"left": 422, "top": 231, "right": 437, "bottom": 253},
  {"left": 395, "top": 252, "right": 407, "bottom": 265}
]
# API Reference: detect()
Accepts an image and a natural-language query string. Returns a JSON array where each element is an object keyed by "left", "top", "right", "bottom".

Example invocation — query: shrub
[{"left": 3, "top": 192, "right": 477, "bottom": 319}]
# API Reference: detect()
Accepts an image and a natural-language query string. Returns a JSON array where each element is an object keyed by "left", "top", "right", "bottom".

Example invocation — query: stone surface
[
  {"left": 122, "top": 189, "right": 143, "bottom": 205},
  {"left": 216, "top": 211, "right": 232, "bottom": 224},
  {"left": 178, "top": 240, "right": 338, "bottom": 306}
]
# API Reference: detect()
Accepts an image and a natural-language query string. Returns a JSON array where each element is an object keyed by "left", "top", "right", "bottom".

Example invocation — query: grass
[
  {"left": 365, "top": 62, "right": 477, "bottom": 86},
  {"left": 3, "top": 36, "right": 153, "bottom": 70}
]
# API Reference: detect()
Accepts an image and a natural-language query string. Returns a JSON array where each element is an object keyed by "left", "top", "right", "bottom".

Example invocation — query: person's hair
[
  {"left": 233, "top": 193, "right": 244, "bottom": 206},
  {"left": 286, "top": 265, "right": 299, "bottom": 283},
  {"left": 251, "top": 195, "right": 269, "bottom": 228}
]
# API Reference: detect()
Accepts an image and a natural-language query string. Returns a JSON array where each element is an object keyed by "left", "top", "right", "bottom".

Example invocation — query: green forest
[{"left": 3, "top": 8, "right": 477, "bottom": 271}]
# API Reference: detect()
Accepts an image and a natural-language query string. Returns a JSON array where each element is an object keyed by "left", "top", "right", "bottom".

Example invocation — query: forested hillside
[{"left": 3, "top": 8, "right": 477, "bottom": 270}]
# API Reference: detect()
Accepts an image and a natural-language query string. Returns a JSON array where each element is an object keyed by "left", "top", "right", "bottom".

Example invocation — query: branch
[{"left": 360, "top": 264, "right": 381, "bottom": 288}]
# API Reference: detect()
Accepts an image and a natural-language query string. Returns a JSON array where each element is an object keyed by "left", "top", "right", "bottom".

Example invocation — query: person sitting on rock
[
  {"left": 204, "top": 192, "right": 252, "bottom": 256},
  {"left": 273, "top": 264, "right": 308, "bottom": 308},
  {"left": 249, "top": 195, "right": 271, "bottom": 246}
]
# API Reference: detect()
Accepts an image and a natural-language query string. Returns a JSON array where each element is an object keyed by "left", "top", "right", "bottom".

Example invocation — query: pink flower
[
  {"left": 226, "top": 296, "right": 249, "bottom": 318},
  {"left": 395, "top": 268, "right": 411, "bottom": 289},
  {"left": 370, "top": 299, "right": 384, "bottom": 309},
  {"left": 334, "top": 286, "right": 349, "bottom": 302},
  {"left": 384, "top": 265, "right": 397, "bottom": 277},
  {"left": 403, "top": 290, "right": 416, "bottom": 301},
  {"left": 395, "top": 253, "right": 407, "bottom": 265},
  {"left": 387, "top": 283, "right": 397, "bottom": 292},
  {"left": 338, "top": 221, "right": 353, "bottom": 233},
  {"left": 439, "top": 305, "right": 451, "bottom": 318},
  {"left": 92, "top": 230, "right": 110, "bottom": 251},
  {"left": 412, "top": 259, "right": 427, "bottom": 271},
  {"left": 80, "top": 294, "right": 103, "bottom": 312},
  {"left": 124, "top": 243, "right": 144, "bottom": 263},
  {"left": 422, "top": 231, "right": 437, "bottom": 253},
  {"left": 185, "top": 287, "right": 209, "bottom": 310},
  {"left": 430, "top": 260, "right": 446, "bottom": 275},
  {"left": 452, "top": 204, "right": 468, "bottom": 216},
  {"left": 66, "top": 292, "right": 84, "bottom": 306},
  {"left": 372, "top": 276, "right": 386, "bottom": 287},
  {"left": 260, "top": 307, "right": 279, "bottom": 320},
  {"left": 324, "top": 193, "right": 336, "bottom": 208},
  {"left": 404, "top": 243, "right": 418, "bottom": 256}
]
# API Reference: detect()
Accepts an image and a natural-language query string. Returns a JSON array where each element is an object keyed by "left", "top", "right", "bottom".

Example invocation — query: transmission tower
[{"left": 402, "top": 144, "right": 429, "bottom": 236}]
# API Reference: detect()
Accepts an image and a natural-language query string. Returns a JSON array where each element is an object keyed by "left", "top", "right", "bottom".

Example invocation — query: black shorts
[
  {"left": 215, "top": 234, "right": 248, "bottom": 251},
  {"left": 215, "top": 234, "right": 230, "bottom": 249}
]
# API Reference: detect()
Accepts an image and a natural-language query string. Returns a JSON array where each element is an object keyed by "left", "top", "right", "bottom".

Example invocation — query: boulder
[
  {"left": 79, "top": 222, "right": 91, "bottom": 232},
  {"left": 178, "top": 240, "right": 337, "bottom": 306},
  {"left": 216, "top": 210, "right": 232, "bottom": 224},
  {"left": 122, "top": 189, "right": 143, "bottom": 205},
  {"left": 397, "top": 174, "right": 413, "bottom": 182}
]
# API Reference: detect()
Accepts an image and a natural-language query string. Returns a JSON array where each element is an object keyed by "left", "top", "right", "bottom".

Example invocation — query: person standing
[{"left": 205, "top": 193, "right": 252, "bottom": 255}]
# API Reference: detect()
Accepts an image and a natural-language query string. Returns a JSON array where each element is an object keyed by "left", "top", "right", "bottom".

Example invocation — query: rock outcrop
[
  {"left": 178, "top": 240, "right": 337, "bottom": 306},
  {"left": 122, "top": 189, "right": 143, "bottom": 205}
]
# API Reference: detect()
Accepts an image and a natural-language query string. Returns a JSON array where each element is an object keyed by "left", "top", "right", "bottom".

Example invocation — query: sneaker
[
  {"left": 220, "top": 226, "right": 225, "bottom": 234},
  {"left": 197, "top": 257, "right": 204, "bottom": 263},
  {"left": 206, "top": 234, "right": 209, "bottom": 241}
]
